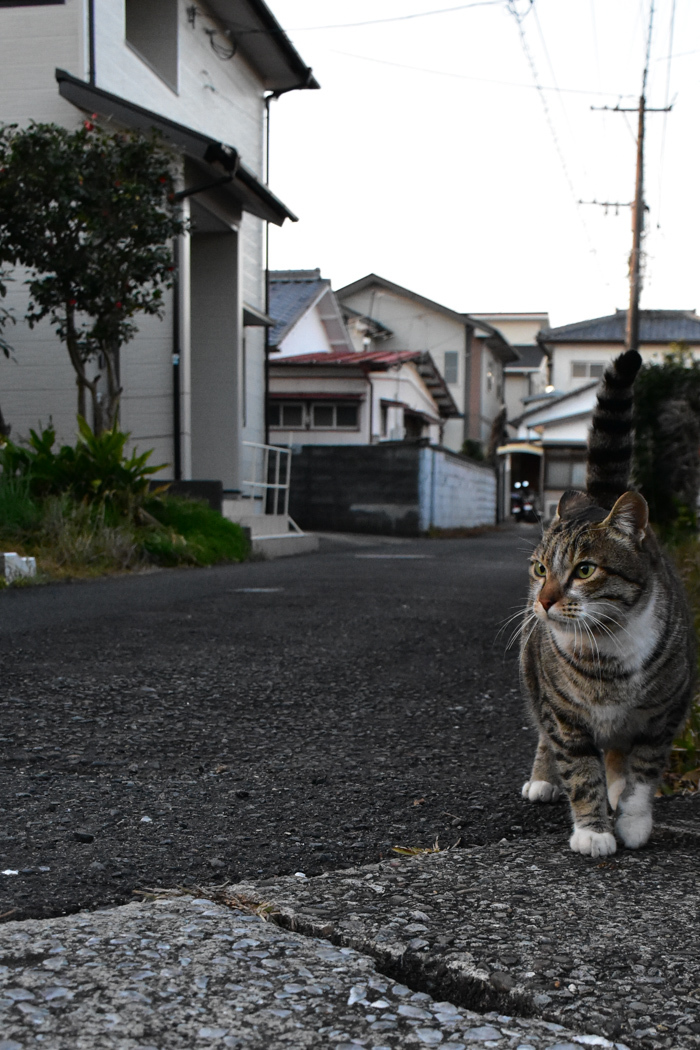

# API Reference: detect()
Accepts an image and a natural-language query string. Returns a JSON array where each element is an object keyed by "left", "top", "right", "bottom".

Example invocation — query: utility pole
[{"left": 584, "top": 2, "right": 671, "bottom": 353}]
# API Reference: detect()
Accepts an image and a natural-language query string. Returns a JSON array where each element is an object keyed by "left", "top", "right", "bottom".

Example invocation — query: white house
[
  {"left": 471, "top": 312, "right": 551, "bottom": 426},
  {"left": 268, "top": 270, "right": 460, "bottom": 446},
  {"left": 0, "top": 0, "right": 317, "bottom": 496},
  {"left": 335, "top": 274, "right": 518, "bottom": 455},
  {"left": 540, "top": 309, "right": 700, "bottom": 395}
]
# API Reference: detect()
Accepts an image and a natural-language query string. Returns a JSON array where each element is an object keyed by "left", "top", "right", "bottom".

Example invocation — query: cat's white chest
[{"left": 599, "top": 589, "right": 660, "bottom": 673}]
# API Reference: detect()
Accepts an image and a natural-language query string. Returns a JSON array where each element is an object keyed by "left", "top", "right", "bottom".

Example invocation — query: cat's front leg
[
  {"left": 521, "top": 732, "right": 563, "bottom": 802},
  {"left": 553, "top": 733, "right": 616, "bottom": 857},
  {"left": 615, "top": 741, "right": 670, "bottom": 849}
]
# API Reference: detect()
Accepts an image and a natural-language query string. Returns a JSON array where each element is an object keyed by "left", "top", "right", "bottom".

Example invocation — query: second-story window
[
  {"left": 571, "top": 361, "right": 605, "bottom": 380},
  {"left": 125, "top": 0, "right": 178, "bottom": 92},
  {"left": 444, "top": 351, "right": 459, "bottom": 385}
]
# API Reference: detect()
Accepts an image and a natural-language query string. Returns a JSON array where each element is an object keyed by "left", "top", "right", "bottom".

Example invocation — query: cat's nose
[{"left": 539, "top": 595, "right": 556, "bottom": 612}]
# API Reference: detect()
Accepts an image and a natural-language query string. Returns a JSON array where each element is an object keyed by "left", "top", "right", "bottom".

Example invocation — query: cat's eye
[
  {"left": 574, "top": 563, "right": 596, "bottom": 579},
  {"left": 532, "top": 562, "right": 546, "bottom": 577}
]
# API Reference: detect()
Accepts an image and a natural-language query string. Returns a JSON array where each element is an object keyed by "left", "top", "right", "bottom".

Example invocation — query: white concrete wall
[{"left": 418, "top": 447, "right": 496, "bottom": 530}]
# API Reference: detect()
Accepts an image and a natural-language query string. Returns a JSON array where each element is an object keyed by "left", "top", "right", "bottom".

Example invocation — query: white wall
[
  {"left": 550, "top": 343, "right": 673, "bottom": 393},
  {"left": 277, "top": 306, "right": 332, "bottom": 358},
  {"left": 0, "top": 0, "right": 273, "bottom": 471},
  {"left": 418, "top": 447, "right": 496, "bottom": 530}
]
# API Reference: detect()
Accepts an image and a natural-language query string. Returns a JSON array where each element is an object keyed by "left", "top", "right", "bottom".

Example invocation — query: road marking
[
  {"left": 353, "top": 554, "right": 434, "bottom": 560},
  {"left": 234, "top": 587, "right": 284, "bottom": 593}
]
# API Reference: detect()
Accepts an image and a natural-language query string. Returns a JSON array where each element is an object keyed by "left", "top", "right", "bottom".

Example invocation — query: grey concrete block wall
[{"left": 289, "top": 444, "right": 497, "bottom": 535}]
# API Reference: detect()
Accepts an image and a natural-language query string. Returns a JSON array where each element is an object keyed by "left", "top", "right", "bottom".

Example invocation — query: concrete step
[{"left": 251, "top": 531, "right": 319, "bottom": 559}]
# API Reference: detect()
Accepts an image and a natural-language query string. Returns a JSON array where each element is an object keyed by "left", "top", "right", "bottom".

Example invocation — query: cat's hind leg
[
  {"left": 604, "top": 748, "right": 627, "bottom": 811},
  {"left": 522, "top": 733, "right": 563, "bottom": 802}
]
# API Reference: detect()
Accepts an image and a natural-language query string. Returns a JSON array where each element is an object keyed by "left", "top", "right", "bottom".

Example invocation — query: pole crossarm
[{"left": 590, "top": 104, "right": 672, "bottom": 113}]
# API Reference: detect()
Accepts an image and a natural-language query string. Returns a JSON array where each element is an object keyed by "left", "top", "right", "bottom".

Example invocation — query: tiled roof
[
  {"left": 505, "top": 345, "right": 546, "bottom": 370},
  {"left": 271, "top": 349, "right": 460, "bottom": 418},
  {"left": 274, "top": 349, "right": 421, "bottom": 367},
  {"left": 540, "top": 309, "right": 700, "bottom": 343},
  {"left": 268, "top": 271, "right": 328, "bottom": 347}
]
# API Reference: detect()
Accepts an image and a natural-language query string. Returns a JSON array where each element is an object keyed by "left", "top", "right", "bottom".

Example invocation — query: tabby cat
[{"left": 520, "top": 349, "right": 696, "bottom": 857}]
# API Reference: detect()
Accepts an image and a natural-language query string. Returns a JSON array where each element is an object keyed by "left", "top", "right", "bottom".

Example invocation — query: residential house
[
  {"left": 540, "top": 309, "right": 700, "bottom": 395},
  {"left": 513, "top": 309, "right": 700, "bottom": 519},
  {"left": 335, "top": 274, "right": 518, "bottom": 455},
  {"left": 471, "top": 312, "right": 551, "bottom": 426},
  {"left": 0, "top": 0, "right": 317, "bottom": 500},
  {"left": 268, "top": 270, "right": 460, "bottom": 446},
  {"left": 266, "top": 270, "right": 497, "bottom": 534}
]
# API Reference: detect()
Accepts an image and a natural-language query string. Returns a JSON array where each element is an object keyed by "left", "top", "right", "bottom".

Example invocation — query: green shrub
[
  {"left": 0, "top": 417, "right": 165, "bottom": 517},
  {"left": 144, "top": 496, "right": 249, "bottom": 566},
  {"left": 0, "top": 476, "right": 41, "bottom": 533}
]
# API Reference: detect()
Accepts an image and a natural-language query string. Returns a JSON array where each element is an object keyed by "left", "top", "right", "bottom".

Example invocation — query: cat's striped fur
[{"left": 520, "top": 349, "right": 696, "bottom": 857}]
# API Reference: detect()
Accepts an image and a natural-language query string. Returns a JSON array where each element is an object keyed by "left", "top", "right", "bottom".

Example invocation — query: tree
[
  {"left": 633, "top": 344, "right": 700, "bottom": 531},
  {"left": 0, "top": 266, "right": 15, "bottom": 436},
  {"left": 0, "top": 121, "right": 186, "bottom": 433}
]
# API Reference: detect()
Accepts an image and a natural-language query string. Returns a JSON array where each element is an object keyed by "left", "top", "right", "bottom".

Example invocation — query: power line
[
  {"left": 655, "top": 0, "right": 676, "bottom": 232},
  {"left": 329, "top": 49, "right": 634, "bottom": 97},
  {"left": 223, "top": 1, "right": 505, "bottom": 35},
  {"left": 506, "top": 0, "right": 612, "bottom": 294}
]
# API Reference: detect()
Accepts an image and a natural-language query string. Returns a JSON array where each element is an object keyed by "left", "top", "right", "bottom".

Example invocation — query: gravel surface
[
  {"left": 0, "top": 529, "right": 697, "bottom": 925},
  {"left": 228, "top": 831, "right": 700, "bottom": 1050},
  {"left": 0, "top": 893, "right": 632, "bottom": 1049}
]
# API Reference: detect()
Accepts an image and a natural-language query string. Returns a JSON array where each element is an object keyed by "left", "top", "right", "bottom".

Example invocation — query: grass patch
[{"left": 0, "top": 484, "right": 249, "bottom": 582}]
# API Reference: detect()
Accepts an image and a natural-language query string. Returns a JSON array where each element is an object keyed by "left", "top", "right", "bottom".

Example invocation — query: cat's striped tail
[{"left": 585, "top": 348, "right": 642, "bottom": 509}]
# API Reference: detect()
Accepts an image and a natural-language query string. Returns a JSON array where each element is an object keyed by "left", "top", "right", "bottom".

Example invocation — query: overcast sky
[{"left": 263, "top": 0, "right": 698, "bottom": 328}]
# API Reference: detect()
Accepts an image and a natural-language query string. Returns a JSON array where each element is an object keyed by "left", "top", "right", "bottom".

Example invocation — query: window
[
  {"left": 572, "top": 360, "right": 605, "bottom": 380},
  {"left": 546, "top": 456, "right": 586, "bottom": 489},
  {"left": 268, "top": 402, "right": 359, "bottom": 430},
  {"left": 268, "top": 403, "right": 304, "bottom": 428},
  {"left": 444, "top": 351, "right": 459, "bottom": 385},
  {"left": 311, "top": 403, "right": 358, "bottom": 429},
  {"left": 125, "top": 0, "right": 178, "bottom": 91}
]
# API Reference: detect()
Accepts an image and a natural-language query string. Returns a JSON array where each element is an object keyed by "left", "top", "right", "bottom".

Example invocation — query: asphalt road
[{"left": 1, "top": 526, "right": 696, "bottom": 923}]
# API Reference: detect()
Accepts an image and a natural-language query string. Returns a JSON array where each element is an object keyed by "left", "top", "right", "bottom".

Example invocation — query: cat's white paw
[
  {"left": 569, "top": 827, "right": 617, "bottom": 857},
  {"left": 606, "top": 777, "right": 626, "bottom": 811},
  {"left": 521, "top": 779, "right": 562, "bottom": 803},
  {"left": 615, "top": 783, "right": 653, "bottom": 849},
  {"left": 615, "top": 811, "right": 653, "bottom": 849}
]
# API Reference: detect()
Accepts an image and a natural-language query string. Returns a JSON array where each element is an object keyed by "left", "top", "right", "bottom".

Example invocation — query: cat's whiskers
[{"left": 505, "top": 611, "right": 537, "bottom": 653}]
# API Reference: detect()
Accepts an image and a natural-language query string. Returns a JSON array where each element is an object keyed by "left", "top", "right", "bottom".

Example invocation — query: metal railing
[{"left": 241, "top": 441, "right": 296, "bottom": 522}]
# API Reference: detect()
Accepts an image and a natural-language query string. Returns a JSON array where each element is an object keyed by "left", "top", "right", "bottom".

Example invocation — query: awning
[
  {"left": 55, "top": 69, "right": 297, "bottom": 226},
  {"left": 268, "top": 392, "right": 364, "bottom": 401},
  {"left": 243, "top": 303, "right": 275, "bottom": 327},
  {"left": 496, "top": 443, "right": 544, "bottom": 457}
]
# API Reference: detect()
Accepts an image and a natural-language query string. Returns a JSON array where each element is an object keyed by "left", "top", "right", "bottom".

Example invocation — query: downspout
[
  {"left": 264, "top": 94, "right": 271, "bottom": 445},
  {"left": 463, "top": 323, "right": 472, "bottom": 446},
  {"left": 172, "top": 237, "right": 181, "bottom": 480},
  {"left": 87, "top": 0, "right": 96, "bottom": 85}
]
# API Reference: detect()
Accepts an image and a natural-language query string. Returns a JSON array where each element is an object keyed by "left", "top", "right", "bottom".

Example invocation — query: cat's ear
[
  {"left": 554, "top": 489, "right": 591, "bottom": 523},
  {"left": 600, "top": 491, "right": 649, "bottom": 540}
]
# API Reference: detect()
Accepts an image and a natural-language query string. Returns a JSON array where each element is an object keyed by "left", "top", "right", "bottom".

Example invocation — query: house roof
[
  {"left": 539, "top": 309, "right": 700, "bottom": 344},
  {"left": 270, "top": 348, "right": 461, "bottom": 419},
  {"left": 268, "top": 270, "right": 354, "bottom": 354},
  {"left": 205, "top": 0, "right": 319, "bottom": 92},
  {"left": 504, "top": 345, "right": 546, "bottom": 371},
  {"left": 268, "top": 270, "right": 329, "bottom": 346},
  {"left": 335, "top": 273, "right": 518, "bottom": 363},
  {"left": 56, "top": 69, "right": 296, "bottom": 226},
  {"left": 513, "top": 380, "right": 598, "bottom": 426}
]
